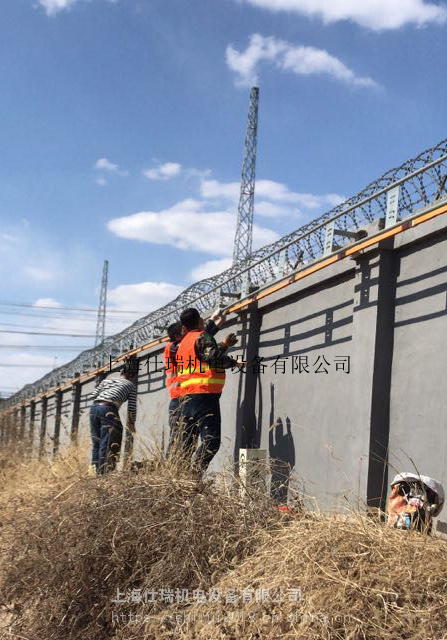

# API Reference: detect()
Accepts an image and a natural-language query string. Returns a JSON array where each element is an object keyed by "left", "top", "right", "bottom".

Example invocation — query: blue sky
[{"left": 1, "top": 0, "right": 447, "bottom": 392}]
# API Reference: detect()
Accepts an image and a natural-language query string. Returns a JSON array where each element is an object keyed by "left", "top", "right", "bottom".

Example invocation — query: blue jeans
[
  {"left": 179, "top": 394, "right": 221, "bottom": 470},
  {"left": 166, "top": 397, "right": 181, "bottom": 457},
  {"left": 90, "top": 403, "right": 123, "bottom": 474}
]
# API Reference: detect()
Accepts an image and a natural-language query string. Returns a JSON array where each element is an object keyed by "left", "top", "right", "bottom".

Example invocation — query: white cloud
[
  {"left": 108, "top": 281, "right": 185, "bottom": 312},
  {"left": 37, "top": 0, "right": 77, "bottom": 16},
  {"left": 108, "top": 172, "right": 344, "bottom": 258},
  {"left": 94, "top": 157, "right": 128, "bottom": 176},
  {"left": 190, "top": 258, "right": 233, "bottom": 281},
  {"left": 24, "top": 267, "right": 56, "bottom": 282},
  {"left": 95, "top": 157, "right": 118, "bottom": 172},
  {"left": 143, "top": 162, "right": 182, "bottom": 181},
  {"left": 226, "top": 33, "right": 285, "bottom": 87},
  {"left": 226, "top": 34, "right": 377, "bottom": 88},
  {"left": 37, "top": 0, "right": 119, "bottom": 17},
  {"left": 0, "top": 233, "right": 18, "bottom": 245},
  {"left": 0, "top": 352, "right": 58, "bottom": 395},
  {"left": 200, "top": 179, "right": 240, "bottom": 201},
  {"left": 200, "top": 177, "right": 344, "bottom": 215},
  {"left": 254, "top": 201, "right": 299, "bottom": 218},
  {"left": 257, "top": 180, "right": 344, "bottom": 208},
  {"left": 184, "top": 167, "right": 212, "bottom": 181},
  {"left": 240, "top": 0, "right": 447, "bottom": 31},
  {"left": 95, "top": 176, "right": 107, "bottom": 187},
  {"left": 33, "top": 298, "right": 63, "bottom": 308},
  {"left": 200, "top": 179, "right": 302, "bottom": 218},
  {"left": 108, "top": 198, "right": 279, "bottom": 256}
]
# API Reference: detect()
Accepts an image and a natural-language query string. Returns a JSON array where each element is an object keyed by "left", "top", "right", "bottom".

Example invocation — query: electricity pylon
[
  {"left": 232, "top": 86, "right": 259, "bottom": 264},
  {"left": 95, "top": 260, "right": 108, "bottom": 346}
]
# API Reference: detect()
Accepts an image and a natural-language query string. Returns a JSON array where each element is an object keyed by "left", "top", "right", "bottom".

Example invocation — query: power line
[
  {"left": 0, "top": 320, "right": 110, "bottom": 332},
  {"left": 0, "top": 301, "right": 146, "bottom": 314},
  {"left": 0, "top": 309, "right": 136, "bottom": 322},
  {"left": 0, "top": 329, "right": 97, "bottom": 337},
  {"left": 0, "top": 363, "right": 56, "bottom": 368},
  {"left": 0, "top": 345, "right": 91, "bottom": 350}
]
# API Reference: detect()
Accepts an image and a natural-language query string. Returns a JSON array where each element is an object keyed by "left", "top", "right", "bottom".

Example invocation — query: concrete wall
[
  {"left": 255, "top": 272, "right": 357, "bottom": 510},
  {"left": 45, "top": 395, "right": 57, "bottom": 458},
  {"left": 24, "top": 403, "right": 33, "bottom": 449},
  {"left": 133, "top": 346, "right": 168, "bottom": 461},
  {"left": 78, "top": 380, "right": 96, "bottom": 460},
  {"left": 4, "top": 209, "right": 447, "bottom": 531},
  {"left": 388, "top": 223, "right": 447, "bottom": 532},
  {"left": 33, "top": 399, "right": 43, "bottom": 458},
  {"left": 59, "top": 390, "right": 73, "bottom": 450}
]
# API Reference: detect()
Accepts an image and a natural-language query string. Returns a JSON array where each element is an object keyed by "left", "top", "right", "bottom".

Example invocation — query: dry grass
[
  {"left": 155, "top": 512, "right": 447, "bottom": 640},
  {"left": 0, "top": 445, "right": 280, "bottom": 640},
  {"left": 0, "top": 439, "right": 89, "bottom": 507},
  {"left": 0, "top": 444, "right": 446, "bottom": 640}
]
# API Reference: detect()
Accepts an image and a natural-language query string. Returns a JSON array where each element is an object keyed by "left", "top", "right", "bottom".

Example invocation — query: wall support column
[
  {"left": 29, "top": 401, "right": 36, "bottom": 455},
  {"left": 349, "top": 237, "right": 398, "bottom": 511},
  {"left": 71, "top": 379, "right": 81, "bottom": 444},
  {"left": 53, "top": 391, "right": 62, "bottom": 457},
  {"left": 235, "top": 305, "right": 262, "bottom": 455},
  {"left": 39, "top": 397, "right": 48, "bottom": 460},
  {"left": 19, "top": 405, "right": 26, "bottom": 441}
]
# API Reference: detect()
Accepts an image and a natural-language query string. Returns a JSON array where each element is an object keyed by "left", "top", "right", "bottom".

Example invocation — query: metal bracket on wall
[
  {"left": 218, "top": 289, "right": 240, "bottom": 309},
  {"left": 241, "top": 271, "right": 250, "bottom": 298},
  {"left": 153, "top": 325, "right": 166, "bottom": 339},
  {"left": 323, "top": 222, "right": 336, "bottom": 256},
  {"left": 324, "top": 221, "right": 367, "bottom": 256},
  {"left": 385, "top": 186, "right": 400, "bottom": 228},
  {"left": 278, "top": 249, "right": 287, "bottom": 277}
]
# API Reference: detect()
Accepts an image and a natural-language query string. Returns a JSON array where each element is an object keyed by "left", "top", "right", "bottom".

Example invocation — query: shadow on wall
[
  {"left": 269, "top": 383, "right": 295, "bottom": 506},
  {"left": 258, "top": 296, "right": 353, "bottom": 363},
  {"left": 233, "top": 312, "right": 259, "bottom": 459}
]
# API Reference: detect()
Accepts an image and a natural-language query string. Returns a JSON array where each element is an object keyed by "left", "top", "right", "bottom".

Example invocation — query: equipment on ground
[{"left": 387, "top": 472, "right": 445, "bottom": 533}]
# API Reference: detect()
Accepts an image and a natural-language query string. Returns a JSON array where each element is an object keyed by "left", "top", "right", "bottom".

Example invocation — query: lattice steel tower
[
  {"left": 95, "top": 259, "right": 108, "bottom": 346},
  {"left": 232, "top": 86, "right": 259, "bottom": 264}
]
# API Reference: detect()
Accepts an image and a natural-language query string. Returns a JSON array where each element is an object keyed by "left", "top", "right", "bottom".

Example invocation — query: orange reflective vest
[
  {"left": 163, "top": 342, "right": 182, "bottom": 399},
  {"left": 176, "top": 330, "right": 226, "bottom": 396}
]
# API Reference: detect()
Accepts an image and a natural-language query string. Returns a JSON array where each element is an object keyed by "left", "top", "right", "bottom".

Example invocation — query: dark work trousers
[
  {"left": 179, "top": 393, "right": 221, "bottom": 471},
  {"left": 90, "top": 403, "right": 123, "bottom": 474},
  {"left": 166, "top": 397, "right": 181, "bottom": 457}
]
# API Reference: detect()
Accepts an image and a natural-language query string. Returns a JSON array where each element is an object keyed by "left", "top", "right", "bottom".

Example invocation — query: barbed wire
[{"left": 4, "top": 138, "right": 447, "bottom": 407}]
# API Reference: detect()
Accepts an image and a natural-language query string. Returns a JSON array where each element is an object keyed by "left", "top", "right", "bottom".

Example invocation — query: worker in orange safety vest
[
  {"left": 164, "top": 321, "right": 183, "bottom": 457},
  {"left": 174, "top": 307, "right": 242, "bottom": 471},
  {"left": 164, "top": 310, "right": 229, "bottom": 458}
]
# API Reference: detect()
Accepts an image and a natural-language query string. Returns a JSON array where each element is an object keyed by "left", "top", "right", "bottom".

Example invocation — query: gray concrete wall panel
[
  {"left": 389, "top": 231, "right": 447, "bottom": 522},
  {"left": 59, "top": 390, "right": 73, "bottom": 450},
  {"left": 256, "top": 273, "right": 358, "bottom": 509}
]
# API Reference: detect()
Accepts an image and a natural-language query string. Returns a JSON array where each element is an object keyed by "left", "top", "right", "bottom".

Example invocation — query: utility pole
[
  {"left": 95, "top": 259, "right": 108, "bottom": 346},
  {"left": 232, "top": 86, "right": 259, "bottom": 265}
]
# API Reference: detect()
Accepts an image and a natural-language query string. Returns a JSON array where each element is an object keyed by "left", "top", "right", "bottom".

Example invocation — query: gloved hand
[
  {"left": 211, "top": 307, "right": 227, "bottom": 327},
  {"left": 233, "top": 357, "right": 246, "bottom": 370},
  {"left": 222, "top": 332, "right": 238, "bottom": 348}
]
